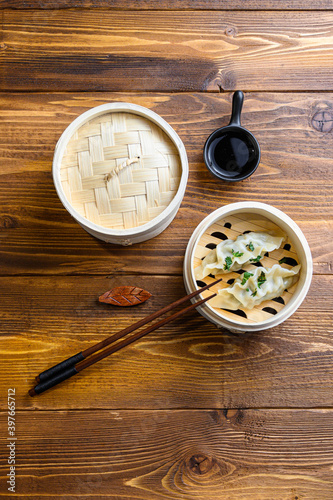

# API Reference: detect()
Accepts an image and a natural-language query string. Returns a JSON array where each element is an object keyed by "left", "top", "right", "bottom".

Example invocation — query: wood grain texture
[
  {"left": 1, "top": 275, "right": 332, "bottom": 410},
  {"left": 0, "top": 92, "right": 332, "bottom": 275},
  {"left": 1, "top": 2, "right": 332, "bottom": 498},
  {"left": 0, "top": 409, "right": 332, "bottom": 499},
  {"left": 3, "top": 0, "right": 333, "bottom": 10},
  {"left": 2, "top": 10, "right": 333, "bottom": 91}
]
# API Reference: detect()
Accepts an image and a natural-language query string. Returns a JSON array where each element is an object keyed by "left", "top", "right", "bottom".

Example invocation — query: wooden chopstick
[
  {"left": 34, "top": 278, "right": 222, "bottom": 385},
  {"left": 76, "top": 293, "right": 216, "bottom": 372},
  {"left": 29, "top": 293, "right": 216, "bottom": 396},
  {"left": 29, "top": 279, "right": 221, "bottom": 396}
]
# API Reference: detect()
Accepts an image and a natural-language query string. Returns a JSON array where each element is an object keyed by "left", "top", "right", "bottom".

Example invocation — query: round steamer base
[{"left": 183, "top": 202, "right": 312, "bottom": 333}]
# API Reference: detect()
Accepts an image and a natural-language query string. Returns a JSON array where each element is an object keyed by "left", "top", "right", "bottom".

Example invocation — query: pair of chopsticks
[{"left": 29, "top": 279, "right": 221, "bottom": 396}]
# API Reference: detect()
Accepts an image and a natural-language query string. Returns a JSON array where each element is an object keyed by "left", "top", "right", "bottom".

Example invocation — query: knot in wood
[
  {"left": 188, "top": 454, "right": 214, "bottom": 475},
  {"left": 223, "top": 408, "right": 243, "bottom": 422},
  {"left": 225, "top": 26, "right": 237, "bottom": 37},
  {"left": 0, "top": 215, "right": 18, "bottom": 228},
  {"left": 311, "top": 110, "right": 333, "bottom": 132}
]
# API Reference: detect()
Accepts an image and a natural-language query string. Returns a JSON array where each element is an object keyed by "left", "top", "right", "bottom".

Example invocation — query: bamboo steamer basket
[
  {"left": 53, "top": 103, "right": 188, "bottom": 245},
  {"left": 183, "top": 202, "right": 312, "bottom": 333}
]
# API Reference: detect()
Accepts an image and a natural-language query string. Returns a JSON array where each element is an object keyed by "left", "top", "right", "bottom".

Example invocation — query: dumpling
[
  {"left": 194, "top": 231, "right": 285, "bottom": 280},
  {"left": 208, "top": 264, "right": 301, "bottom": 310}
]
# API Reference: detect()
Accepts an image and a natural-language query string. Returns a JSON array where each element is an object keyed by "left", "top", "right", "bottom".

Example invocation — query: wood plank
[
  {"left": 2, "top": 10, "right": 333, "bottom": 91},
  {"left": 3, "top": 0, "right": 333, "bottom": 10},
  {"left": 1, "top": 5, "right": 331, "bottom": 499},
  {"left": 1, "top": 275, "right": 332, "bottom": 410},
  {"left": 0, "top": 408, "right": 332, "bottom": 498},
  {"left": 0, "top": 216, "right": 330, "bottom": 275},
  {"left": 0, "top": 92, "right": 332, "bottom": 275}
]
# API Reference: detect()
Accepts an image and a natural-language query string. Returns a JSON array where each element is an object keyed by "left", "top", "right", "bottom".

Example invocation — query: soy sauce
[{"left": 208, "top": 132, "right": 256, "bottom": 178}]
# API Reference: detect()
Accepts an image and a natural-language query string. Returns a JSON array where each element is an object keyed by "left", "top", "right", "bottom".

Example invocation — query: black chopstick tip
[{"left": 28, "top": 282, "right": 222, "bottom": 396}]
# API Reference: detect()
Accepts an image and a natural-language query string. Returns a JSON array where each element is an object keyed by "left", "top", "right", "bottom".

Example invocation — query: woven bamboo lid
[{"left": 53, "top": 103, "right": 188, "bottom": 244}]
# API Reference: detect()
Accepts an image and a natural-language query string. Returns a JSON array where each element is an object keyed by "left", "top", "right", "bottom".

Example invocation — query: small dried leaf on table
[{"left": 99, "top": 286, "right": 152, "bottom": 306}]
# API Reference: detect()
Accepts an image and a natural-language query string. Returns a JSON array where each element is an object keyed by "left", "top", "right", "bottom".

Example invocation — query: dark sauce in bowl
[{"left": 207, "top": 130, "right": 258, "bottom": 180}]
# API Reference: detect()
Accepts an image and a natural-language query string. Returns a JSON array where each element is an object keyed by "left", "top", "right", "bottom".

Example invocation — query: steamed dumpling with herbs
[
  {"left": 209, "top": 264, "right": 300, "bottom": 310},
  {"left": 194, "top": 231, "right": 285, "bottom": 280}
]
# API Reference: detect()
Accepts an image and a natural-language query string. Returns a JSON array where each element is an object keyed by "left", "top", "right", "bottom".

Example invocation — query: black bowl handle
[{"left": 228, "top": 91, "right": 244, "bottom": 126}]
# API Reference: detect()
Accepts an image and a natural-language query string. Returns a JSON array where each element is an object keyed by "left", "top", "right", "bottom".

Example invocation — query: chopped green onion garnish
[
  {"left": 241, "top": 271, "right": 254, "bottom": 286},
  {"left": 279, "top": 257, "right": 287, "bottom": 265},
  {"left": 224, "top": 256, "right": 233, "bottom": 271},
  {"left": 232, "top": 249, "right": 244, "bottom": 258},
  {"left": 246, "top": 242, "right": 254, "bottom": 251},
  {"left": 250, "top": 255, "right": 262, "bottom": 263},
  {"left": 257, "top": 271, "right": 266, "bottom": 288}
]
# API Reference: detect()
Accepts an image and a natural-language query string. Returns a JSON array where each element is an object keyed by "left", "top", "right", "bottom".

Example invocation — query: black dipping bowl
[{"left": 203, "top": 91, "right": 260, "bottom": 182}]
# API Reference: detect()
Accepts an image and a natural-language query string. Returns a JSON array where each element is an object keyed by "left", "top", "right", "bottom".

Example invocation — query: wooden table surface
[{"left": 1, "top": 1, "right": 333, "bottom": 499}]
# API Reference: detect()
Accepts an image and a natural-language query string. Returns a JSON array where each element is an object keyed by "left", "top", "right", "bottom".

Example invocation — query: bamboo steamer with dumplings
[
  {"left": 53, "top": 103, "right": 188, "bottom": 245},
  {"left": 183, "top": 202, "right": 312, "bottom": 333}
]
